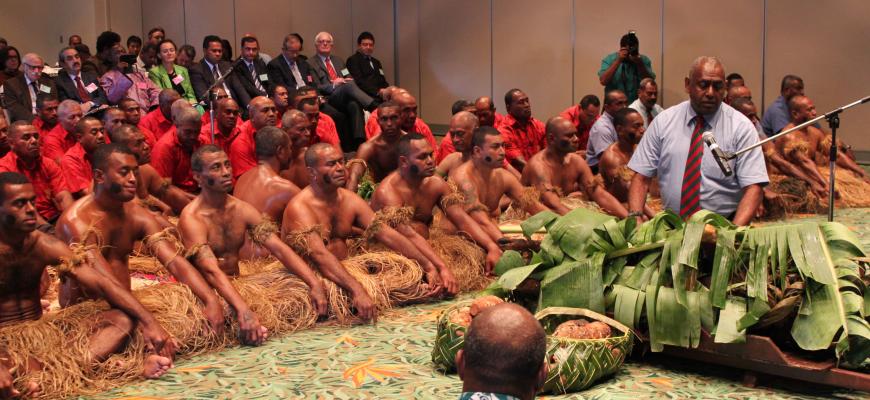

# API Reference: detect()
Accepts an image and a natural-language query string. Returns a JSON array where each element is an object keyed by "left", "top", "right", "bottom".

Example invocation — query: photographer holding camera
[{"left": 598, "top": 31, "right": 654, "bottom": 103}]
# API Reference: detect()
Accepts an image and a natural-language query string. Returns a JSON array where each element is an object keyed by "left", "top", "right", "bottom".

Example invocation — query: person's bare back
[
  {"left": 236, "top": 165, "right": 300, "bottom": 225},
  {"left": 599, "top": 143, "right": 632, "bottom": 201}
]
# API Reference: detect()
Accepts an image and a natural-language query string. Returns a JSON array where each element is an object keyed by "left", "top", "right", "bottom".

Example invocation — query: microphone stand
[
  {"left": 198, "top": 60, "right": 241, "bottom": 144},
  {"left": 725, "top": 95, "right": 870, "bottom": 222}
]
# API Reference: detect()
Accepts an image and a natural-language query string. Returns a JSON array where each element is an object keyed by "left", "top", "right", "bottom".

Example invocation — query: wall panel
[
  {"left": 765, "top": 0, "right": 870, "bottom": 149},
  {"left": 574, "top": 0, "right": 662, "bottom": 107},
  {"left": 233, "top": 0, "right": 294, "bottom": 59},
  {"left": 290, "top": 0, "right": 353, "bottom": 59},
  {"left": 140, "top": 0, "right": 186, "bottom": 45},
  {"left": 662, "top": 0, "right": 763, "bottom": 108},
  {"left": 395, "top": 0, "right": 420, "bottom": 99},
  {"left": 492, "top": 0, "right": 573, "bottom": 124},
  {"left": 184, "top": 0, "right": 235, "bottom": 52},
  {"left": 418, "top": 0, "right": 490, "bottom": 124},
  {"left": 106, "top": 0, "right": 144, "bottom": 43}
]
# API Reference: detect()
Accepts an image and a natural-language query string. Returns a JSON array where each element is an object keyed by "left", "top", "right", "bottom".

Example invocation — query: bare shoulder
[
  {"left": 33, "top": 230, "right": 71, "bottom": 263},
  {"left": 424, "top": 175, "right": 449, "bottom": 195},
  {"left": 55, "top": 197, "right": 95, "bottom": 241},
  {"left": 569, "top": 151, "right": 593, "bottom": 169},
  {"left": 355, "top": 140, "right": 377, "bottom": 160},
  {"left": 338, "top": 187, "right": 368, "bottom": 208},
  {"left": 228, "top": 195, "right": 262, "bottom": 223}
]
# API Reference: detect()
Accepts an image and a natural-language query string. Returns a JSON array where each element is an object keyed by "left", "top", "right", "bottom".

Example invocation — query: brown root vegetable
[
  {"left": 469, "top": 296, "right": 504, "bottom": 317},
  {"left": 449, "top": 307, "right": 473, "bottom": 327},
  {"left": 553, "top": 320, "right": 612, "bottom": 339}
]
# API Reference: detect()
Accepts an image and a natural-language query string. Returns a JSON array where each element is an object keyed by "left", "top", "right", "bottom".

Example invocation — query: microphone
[{"left": 702, "top": 132, "right": 733, "bottom": 177}]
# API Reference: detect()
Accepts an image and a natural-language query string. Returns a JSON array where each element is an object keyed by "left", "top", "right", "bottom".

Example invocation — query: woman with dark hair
[
  {"left": 176, "top": 44, "right": 196, "bottom": 69},
  {"left": 0, "top": 46, "right": 21, "bottom": 86},
  {"left": 148, "top": 39, "right": 199, "bottom": 108}
]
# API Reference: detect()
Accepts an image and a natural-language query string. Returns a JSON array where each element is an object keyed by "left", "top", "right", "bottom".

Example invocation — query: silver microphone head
[{"left": 701, "top": 131, "right": 715, "bottom": 144}]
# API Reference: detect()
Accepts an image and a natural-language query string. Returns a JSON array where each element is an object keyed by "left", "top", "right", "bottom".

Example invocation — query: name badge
[
  {"left": 85, "top": 82, "right": 98, "bottom": 93},
  {"left": 379, "top": 68, "right": 385, "bottom": 76},
  {"left": 340, "top": 68, "right": 350, "bottom": 77},
  {"left": 137, "top": 82, "right": 149, "bottom": 89},
  {"left": 307, "top": 75, "right": 313, "bottom": 83},
  {"left": 39, "top": 84, "right": 52, "bottom": 93},
  {"left": 171, "top": 75, "right": 184, "bottom": 85},
  {"left": 259, "top": 74, "right": 269, "bottom": 81}
]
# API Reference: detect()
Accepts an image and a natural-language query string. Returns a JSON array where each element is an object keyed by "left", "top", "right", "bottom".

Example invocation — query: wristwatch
[{"left": 627, "top": 211, "right": 643, "bottom": 219}]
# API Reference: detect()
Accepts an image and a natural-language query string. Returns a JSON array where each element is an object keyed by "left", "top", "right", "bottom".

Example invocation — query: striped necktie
[
  {"left": 249, "top": 62, "right": 265, "bottom": 93},
  {"left": 679, "top": 115, "right": 706, "bottom": 219}
]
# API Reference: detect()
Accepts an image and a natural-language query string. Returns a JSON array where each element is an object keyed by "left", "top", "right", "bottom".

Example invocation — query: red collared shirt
[
  {"left": 32, "top": 117, "right": 56, "bottom": 139},
  {"left": 0, "top": 152, "right": 68, "bottom": 220},
  {"left": 150, "top": 128, "right": 205, "bottom": 193},
  {"left": 228, "top": 120, "right": 259, "bottom": 179},
  {"left": 138, "top": 125, "right": 158, "bottom": 149},
  {"left": 199, "top": 121, "right": 243, "bottom": 155},
  {"left": 139, "top": 109, "right": 174, "bottom": 140},
  {"left": 497, "top": 114, "right": 546, "bottom": 163},
  {"left": 559, "top": 105, "right": 599, "bottom": 150},
  {"left": 366, "top": 116, "right": 438, "bottom": 157},
  {"left": 60, "top": 143, "right": 93, "bottom": 194},
  {"left": 365, "top": 109, "right": 381, "bottom": 139},
  {"left": 312, "top": 113, "right": 341, "bottom": 150},
  {"left": 41, "top": 124, "right": 77, "bottom": 164}
]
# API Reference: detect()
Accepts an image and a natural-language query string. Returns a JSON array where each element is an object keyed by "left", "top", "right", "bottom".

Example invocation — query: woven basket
[
  {"left": 431, "top": 300, "right": 473, "bottom": 372},
  {"left": 535, "top": 307, "right": 634, "bottom": 393}
]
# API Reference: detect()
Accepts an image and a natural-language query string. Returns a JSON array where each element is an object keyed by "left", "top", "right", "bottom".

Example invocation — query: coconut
[{"left": 469, "top": 295, "right": 504, "bottom": 317}]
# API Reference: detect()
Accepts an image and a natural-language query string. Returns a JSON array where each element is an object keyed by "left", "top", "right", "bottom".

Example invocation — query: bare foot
[
  {"left": 259, "top": 326, "right": 269, "bottom": 342},
  {"left": 142, "top": 354, "right": 173, "bottom": 379},
  {"left": 21, "top": 380, "right": 41, "bottom": 397}
]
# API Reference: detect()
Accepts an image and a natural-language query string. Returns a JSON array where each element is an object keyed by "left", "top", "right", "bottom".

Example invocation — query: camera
[
  {"left": 626, "top": 31, "right": 639, "bottom": 57},
  {"left": 119, "top": 54, "right": 138, "bottom": 65}
]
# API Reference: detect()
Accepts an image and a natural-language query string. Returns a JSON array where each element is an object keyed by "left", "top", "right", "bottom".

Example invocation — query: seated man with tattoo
[
  {"left": 0, "top": 172, "right": 175, "bottom": 386},
  {"left": 282, "top": 144, "right": 451, "bottom": 321},
  {"left": 371, "top": 133, "right": 503, "bottom": 276},
  {"left": 522, "top": 116, "right": 629, "bottom": 217},
  {"left": 178, "top": 145, "right": 328, "bottom": 332},
  {"left": 56, "top": 144, "right": 266, "bottom": 346}
]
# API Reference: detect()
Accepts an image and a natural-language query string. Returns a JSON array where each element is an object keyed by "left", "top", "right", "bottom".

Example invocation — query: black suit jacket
[
  {"left": 266, "top": 54, "right": 315, "bottom": 91},
  {"left": 1, "top": 74, "right": 57, "bottom": 122},
  {"left": 346, "top": 52, "right": 389, "bottom": 98},
  {"left": 308, "top": 54, "right": 350, "bottom": 96},
  {"left": 54, "top": 70, "right": 109, "bottom": 107},
  {"left": 232, "top": 58, "right": 271, "bottom": 109},
  {"left": 189, "top": 59, "right": 244, "bottom": 102}
]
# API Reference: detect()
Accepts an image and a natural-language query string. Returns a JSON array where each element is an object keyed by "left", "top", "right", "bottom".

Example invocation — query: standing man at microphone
[{"left": 627, "top": 56, "right": 767, "bottom": 225}]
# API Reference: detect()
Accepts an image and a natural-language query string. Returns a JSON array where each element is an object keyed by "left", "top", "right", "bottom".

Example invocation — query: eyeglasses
[{"left": 23, "top": 63, "right": 45, "bottom": 70}]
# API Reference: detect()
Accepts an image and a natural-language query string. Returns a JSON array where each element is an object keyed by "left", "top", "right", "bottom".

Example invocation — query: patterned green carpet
[{"left": 87, "top": 209, "right": 870, "bottom": 400}]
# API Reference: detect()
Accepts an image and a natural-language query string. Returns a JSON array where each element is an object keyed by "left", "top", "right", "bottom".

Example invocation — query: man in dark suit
[
  {"left": 1, "top": 53, "right": 57, "bottom": 122},
  {"left": 346, "top": 31, "right": 389, "bottom": 100},
  {"left": 54, "top": 47, "right": 109, "bottom": 113},
  {"left": 308, "top": 31, "right": 375, "bottom": 144},
  {"left": 232, "top": 35, "right": 270, "bottom": 111},
  {"left": 189, "top": 35, "right": 242, "bottom": 105},
  {"left": 266, "top": 34, "right": 315, "bottom": 91}
]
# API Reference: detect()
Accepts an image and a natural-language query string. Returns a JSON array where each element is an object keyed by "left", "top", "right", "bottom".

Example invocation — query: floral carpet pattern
[{"left": 87, "top": 209, "right": 870, "bottom": 400}]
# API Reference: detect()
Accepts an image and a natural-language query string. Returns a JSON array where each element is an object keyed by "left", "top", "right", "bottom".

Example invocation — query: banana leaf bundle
[{"left": 490, "top": 208, "right": 870, "bottom": 368}]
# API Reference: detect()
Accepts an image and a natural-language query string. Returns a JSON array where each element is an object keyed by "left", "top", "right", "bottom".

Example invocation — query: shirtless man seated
[
  {"left": 235, "top": 126, "right": 301, "bottom": 224},
  {"left": 346, "top": 102, "right": 403, "bottom": 192},
  {"left": 178, "top": 145, "right": 328, "bottom": 332},
  {"left": 277, "top": 110, "right": 315, "bottom": 189},
  {"left": 281, "top": 144, "right": 451, "bottom": 321},
  {"left": 598, "top": 109, "right": 656, "bottom": 218},
  {"left": 0, "top": 172, "right": 175, "bottom": 389},
  {"left": 522, "top": 116, "right": 629, "bottom": 217},
  {"left": 448, "top": 126, "right": 549, "bottom": 233},
  {"left": 55, "top": 144, "right": 266, "bottom": 346},
  {"left": 371, "top": 133, "right": 503, "bottom": 275},
  {"left": 109, "top": 124, "right": 192, "bottom": 214},
  {"left": 436, "top": 111, "right": 521, "bottom": 181},
  {"left": 779, "top": 95, "right": 868, "bottom": 182}
]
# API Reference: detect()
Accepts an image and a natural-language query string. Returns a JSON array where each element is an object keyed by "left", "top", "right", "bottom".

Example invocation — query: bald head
[
  {"left": 449, "top": 111, "right": 479, "bottom": 153},
  {"left": 57, "top": 100, "right": 83, "bottom": 132},
  {"left": 545, "top": 116, "right": 579, "bottom": 153},
  {"left": 174, "top": 106, "right": 200, "bottom": 127},
  {"left": 170, "top": 100, "right": 193, "bottom": 124},
  {"left": 158, "top": 89, "right": 182, "bottom": 118},
  {"left": 686, "top": 56, "right": 726, "bottom": 115},
  {"left": 725, "top": 85, "right": 751, "bottom": 105},
  {"left": 459, "top": 303, "right": 547, "bottom": 397},
  {"left": 249, "top": 96, "right": 278, "bottom": 130},
  {"left": 281, "top": 109, "right": 307, "bottom": 128}
]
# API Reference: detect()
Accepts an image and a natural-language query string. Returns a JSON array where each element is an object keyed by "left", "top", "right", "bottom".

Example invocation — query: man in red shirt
[
  {"left": 496, "top": 89, "right": 545, "bottom": 171},
  {"left": 150, "top": 107, "right": 205, "bottom": 193},
  {"left": 41, "top": 100, "right": 82, "bottom": 164},
  {"left": 0, "top": 121, "right": 73, "bottom": 223},
  {"left": 298, "top": 97, "right": 340, "bottom": 150},
  {"left": 32, "top": 96, "right": 60, "bottom": 139},
  {"left": 0, "top": 116, "right": 9, "bottom": 158},
  {"left": 200, "top": 98, "right": 242, "bottom": 153},
  {"left": 139, "top": 89, "right": 181, "bottom": 140},
  {"left": 61, "top": 117, "right": 106, "bottom": 197},
  {"left": 365, "top": 92, "right": 437, "bottom": 152},
  {"left": 272, "top": 84, "right": 290, "bottom": 121},
  {"left": 119, "top": 97, "right": 157, "bottom": 147},
  {"left": 228, "top": 96, "right": 277, "bottom": 179},
  {"left": 559, "top": 94, "right": 600, "bottom": 152}
]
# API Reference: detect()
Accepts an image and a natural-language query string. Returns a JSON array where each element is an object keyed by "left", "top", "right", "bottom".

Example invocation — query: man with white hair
[
  {"left": 627, "top": 56, "right": 767, "bottom": 226},
  {"left": 307, "top": 31, "right": 375, "bottom": 143},
  {"left": 1, "top": 53, "right": 57, "bottom": 122}
]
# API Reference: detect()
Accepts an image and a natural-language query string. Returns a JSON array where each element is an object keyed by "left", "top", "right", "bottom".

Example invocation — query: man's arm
[
  {"left": 524, "top": 161, "right": 571, "bottom": 215},
  {"left": 779, "top": 136, "right": 829, "bottom": 187},
  {"left": 732, "top": 184, "right": 763, "bottom": 226},
  {"left": 283, "top": 202, "right": 377, "bottom": 321},
  {"left": 628, "top": 172, "right": 651, "bottom": 221},
  {"left": 632, "top": 55, "right": 653, "bottom": 80},
  {"left": 503, "top": 173, "right": 549, "bottom": 216},
  {"left": 176, "top": 211, "right": 266, "bottom": 345},
  {"left": 144, "top": 168, "right": 192, "bottom": 213},
  {"left": 441, "top": 202, "right": 503, "bottom": 275},
  {"left": 139, "top": 213, "right": 227, "bottom": 335},
  {"left": 764, "top": 142, "right": 827, "bottom": 196},
  {"left": 577, "top": 158, "right": 629, "bottom": 218},
  {"left": 598, "top": 50, "right": 626, "bottom": 86},
  {"left": 345, "top": 142, "right": 374, "bottom": 192}
]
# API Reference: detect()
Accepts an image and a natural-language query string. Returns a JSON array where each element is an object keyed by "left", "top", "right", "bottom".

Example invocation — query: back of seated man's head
[
  {"left": 457, "top": 303, "right": 547, "bottom": 400},
  {"left": 255, "top": 126, "right": 289, "bottom": 159},
  {"left": 451, "top": 99, "right": 473, "bottom": 115}
]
